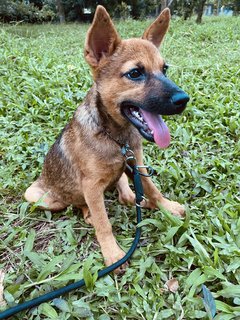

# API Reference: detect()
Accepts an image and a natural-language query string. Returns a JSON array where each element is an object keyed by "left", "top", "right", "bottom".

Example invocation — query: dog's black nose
[
  {"left": 172, "top": 91, "right": 190, "bottom": 113},
  {"left": 171, "top": 92, "right": 190, "bottom": 107}
]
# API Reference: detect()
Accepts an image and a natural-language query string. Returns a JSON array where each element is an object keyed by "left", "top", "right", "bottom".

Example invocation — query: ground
[{"left": 0, "top": 16, "right": 240, "bottom": 319}]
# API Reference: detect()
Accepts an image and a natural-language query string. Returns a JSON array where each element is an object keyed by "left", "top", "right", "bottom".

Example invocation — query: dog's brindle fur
[{"left": 25, "top": 6, "right": 187, "bottom": 273}]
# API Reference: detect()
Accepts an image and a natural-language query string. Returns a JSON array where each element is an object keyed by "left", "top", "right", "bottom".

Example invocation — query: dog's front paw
[
  {"left": 118, "top": 191, "right": 135, "bottom": 206},
  {"left": 160, "top": 198, "right": 185, "bottom": 217},
  {"left": 103, "top": 247, "right": 128, "bottom": 275},
  {"left": 117, "top": 173, "right": 135, "bottom": 206}
]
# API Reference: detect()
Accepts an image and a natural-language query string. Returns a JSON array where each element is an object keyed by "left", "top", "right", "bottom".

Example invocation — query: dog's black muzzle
[
  {"left": 141, "top": 73, "right": 189, "bottom": 115},
  {"left": 120, "top": 73, "right": 189, "bottom": 146},
  {"left": 120, "top": 73, "right": 189, "bottom": 148},
  {"left": 121, "top": 73, "right": 189, "bottom": 116}
]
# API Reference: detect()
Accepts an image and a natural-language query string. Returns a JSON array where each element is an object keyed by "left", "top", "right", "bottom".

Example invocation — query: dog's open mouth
[{"left": 121, "top": 105, "right": 171, "bottom": 149}]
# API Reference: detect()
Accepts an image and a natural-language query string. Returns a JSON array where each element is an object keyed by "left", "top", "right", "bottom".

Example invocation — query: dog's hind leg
[
  {"left": 116, "top": 173, "right": 135, "bottom": 206},
  {"left": 24, "top": 180, "right": 67, "bottom": 211}
]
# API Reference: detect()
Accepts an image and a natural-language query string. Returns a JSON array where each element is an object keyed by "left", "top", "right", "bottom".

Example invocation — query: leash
[{"left": 0, "top": 146, "right": 153, "bottom": 319}]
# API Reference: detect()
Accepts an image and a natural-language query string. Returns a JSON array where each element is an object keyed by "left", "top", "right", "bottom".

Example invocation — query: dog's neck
[
  {"left": 85, "top": 85, "right": 132, "bottom": 147},
  {"left": 95, "top": 92, "right": 121, "bottom": 130},
  {"left": 95, "top": 92, "right": 126, "bottom": 146},
  {"left": 75, "top": 84, "right": 140, "bottom": 151}
]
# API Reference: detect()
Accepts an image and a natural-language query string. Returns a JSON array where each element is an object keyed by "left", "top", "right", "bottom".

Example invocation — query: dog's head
[{"left": 84, "top": 6, "right": 189, "bottom": 149}]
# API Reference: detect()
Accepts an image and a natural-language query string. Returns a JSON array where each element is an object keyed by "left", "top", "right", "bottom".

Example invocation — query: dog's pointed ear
[
  {"left": 142, "top": 8, "right": 170, "bottom": 48},
  {"left": 84, "top": 6, "right": 121, "bottom": 67}
]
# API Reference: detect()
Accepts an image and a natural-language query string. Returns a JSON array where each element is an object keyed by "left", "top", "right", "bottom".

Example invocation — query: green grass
[{"left": 0, "top": 16, "right": 240, "bottom": 319}]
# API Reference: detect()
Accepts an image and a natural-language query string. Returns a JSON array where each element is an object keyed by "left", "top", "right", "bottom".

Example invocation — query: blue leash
[{"left": 0, "top": 150, "right": 153, "bottom": 319}]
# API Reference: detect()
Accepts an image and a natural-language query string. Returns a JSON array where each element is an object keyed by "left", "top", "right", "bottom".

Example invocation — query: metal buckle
[
  {"left": 125, "top": 155, "right": 136, "bottom": 172},
  {"left": 136, "top": 165, "right": 154, "bottom": 177},
  {"left": 136, "top": 196, "right": 148, "bottom": 208},
  {"left": 121, "top": 144, "right": 137, "bottom": 172}
]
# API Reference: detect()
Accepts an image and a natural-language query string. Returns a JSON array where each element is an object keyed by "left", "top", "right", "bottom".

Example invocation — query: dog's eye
[
  {"left": 126, "top": 68, "right": 144, "bottom": 80},
  {"left": 162, "top": 64, "right": 169, "bottom": 75}
]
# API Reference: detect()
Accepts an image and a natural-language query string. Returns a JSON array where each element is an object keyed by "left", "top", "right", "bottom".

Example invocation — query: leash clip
[
  {"left": 122, "top": 144, "right": 137, "bottom": 172},
  {"left": 125, "top": 156, "right": 136, "bottom": 173},
  {"left": 121, "top": 143, "right": 134, "bottom": 157}
]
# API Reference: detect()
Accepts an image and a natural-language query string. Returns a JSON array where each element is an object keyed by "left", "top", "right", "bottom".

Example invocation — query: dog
[{"left": 24, "top": 5, "right": 189, "bottom": 273}]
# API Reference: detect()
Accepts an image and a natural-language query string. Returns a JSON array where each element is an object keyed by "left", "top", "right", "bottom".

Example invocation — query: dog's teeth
[
  {"left": 151, "top": 130, "right": 153, "bottom": 135},
  {"left": 132, "top": 110, "right": 144, "bottom": 122}
]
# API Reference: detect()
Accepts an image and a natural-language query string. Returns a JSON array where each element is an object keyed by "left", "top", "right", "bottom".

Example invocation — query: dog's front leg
[
  {"left": 116, "top": 173, "right": 135, "bottom": 206},
  {"left": 82, "top": 178, "right": 127, "bottom": 273},
  {"left": 134, "top": 148, "right": 185, "bottom": 217}
]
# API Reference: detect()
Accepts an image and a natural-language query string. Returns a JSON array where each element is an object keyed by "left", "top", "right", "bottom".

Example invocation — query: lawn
[{"left": 0, "top": 15, "right": 240, "bottom": 320}]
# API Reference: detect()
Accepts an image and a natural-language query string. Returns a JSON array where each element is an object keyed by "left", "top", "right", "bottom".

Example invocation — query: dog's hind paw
[{"left": 82, "top": 206, "right": 93, "bottom": 225}]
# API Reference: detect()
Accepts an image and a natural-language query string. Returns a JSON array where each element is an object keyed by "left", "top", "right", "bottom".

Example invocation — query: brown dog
[{"left": 25, "top": 6, "right": 189, "bottom": 272}]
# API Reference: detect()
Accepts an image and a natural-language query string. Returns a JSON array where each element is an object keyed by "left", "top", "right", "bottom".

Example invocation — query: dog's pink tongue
[{"left": 141, "top": 110, "right": 171, "bottom": 148}]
